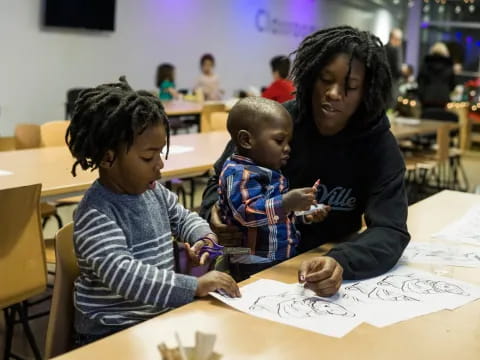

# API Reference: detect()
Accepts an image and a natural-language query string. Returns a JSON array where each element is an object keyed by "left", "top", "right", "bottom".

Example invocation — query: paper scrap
[
  {"left": 168, "top": 145, "right": 194, "bottom": 155},
  {"left": 433, "top": 205, "right": 480, "bottom": 245},
  {"left": 0, "top": 169, "right": 13, "bottom": 176}
]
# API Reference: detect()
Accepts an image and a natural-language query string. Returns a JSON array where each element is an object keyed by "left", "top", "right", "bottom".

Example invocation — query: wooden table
[
  {"left": 0, "top": 131, "right": 230, "bottom": 199},
  {"left": 390, "top": 118, "right": 459, "bottom": 139},
  {"left": 163, "top": 100, "right": 203, "bottom": 116},
  {"left": 162, "top": 100, "right": 236, "bottom": 117},
  {"left": 52, "top": 190, "right": 480, "bottom": 360}
]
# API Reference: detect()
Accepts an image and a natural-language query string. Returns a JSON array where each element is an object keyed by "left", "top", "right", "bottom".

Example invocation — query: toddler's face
[
  {"left": 202, "top": 59, "right": 214, "bottom": 75},
  {"left": 249, "top": 112, "right": 293, "bottom": 171},
  {"left": 103, "top": 123, "right": 167, "bottom": 195}
]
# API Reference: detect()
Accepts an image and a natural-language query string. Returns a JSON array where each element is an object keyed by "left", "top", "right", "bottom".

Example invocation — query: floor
[{"left": 1, "top": 151, "right": 480, "bottom": 359}]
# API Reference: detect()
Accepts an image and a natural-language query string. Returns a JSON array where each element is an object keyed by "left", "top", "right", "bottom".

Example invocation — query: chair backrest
[
  {"left": 200, "top": 103, "right": 226, "bottom": 132},
  {"left": 14, "top": 123, "right": 41, "bottom": 149},
  {"left": 209, "top": 111, "right": 229, "bottom": 132},
  {"left": 0, "top": 184, "right": 46, "bottom": 309},
  {"left": 45, "top": 222, "right": 78, "bottom": 359},
  {"left": 40, "top": 120, "right": 70, "bottom": 147}
]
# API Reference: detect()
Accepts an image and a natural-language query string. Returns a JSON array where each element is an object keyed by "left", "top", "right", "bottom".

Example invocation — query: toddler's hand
[
  {"left": 283, "top": 188, "right": 316, "bottom": 212},
  {"left": 196, "top": 271, "right": 241, "bottom": 298}
]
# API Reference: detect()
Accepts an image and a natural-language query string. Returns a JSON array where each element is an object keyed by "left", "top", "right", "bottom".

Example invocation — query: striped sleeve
[
  {"left": 160, "top": 187, "right": 212, "bottom": 244},
  {"left": 74, "top": 208, "right": 198, "bottom": 308},
  {"left": 224, "top": 169, "right": 286, "bottom": 227}
]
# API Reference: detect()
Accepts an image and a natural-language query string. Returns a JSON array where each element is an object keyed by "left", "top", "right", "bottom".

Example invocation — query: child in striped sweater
[{"left": 66, "top": 77, "right": 239, "bottom": 346}]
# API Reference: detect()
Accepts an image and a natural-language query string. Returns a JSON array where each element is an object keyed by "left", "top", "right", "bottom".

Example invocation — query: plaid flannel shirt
[{"left": 218, "top": 154, "right": 299, "bottom": 261}]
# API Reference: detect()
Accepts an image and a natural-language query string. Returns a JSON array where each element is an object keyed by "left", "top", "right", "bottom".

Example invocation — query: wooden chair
[
  {"left": 14, "top": 124, "right": 41, "bottom": 149},
  {"left": 200, "top": 103, "right": 226, "bottom": 133},
  {"left": 0, "top": 184, "right": 47, "bottom": 360},
  {"left": 40, "top": 120, "right": 70, "bottom": 147},
  {"left": 44, "top": 223, "right": 78, "bottom": 359},
  {"left": 14, "top": 123, "right": 64, "bottom": 229},
  {"left": 404, "top": 124, "right": 456, "bottom": 201},
  {"left": 208, "top": 111, "right": 229, "bottom": 132},
  {"left": 40, "top": 120, "right": 83, "bottom": 212}
]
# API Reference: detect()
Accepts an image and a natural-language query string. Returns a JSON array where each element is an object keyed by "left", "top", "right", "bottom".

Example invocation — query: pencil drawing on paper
[
  {"left": 402, "top": 243, "right": 480, "bottom": 267},
  {"left": 249, "top": 292, "right": 355, "bottom": 319},
  {"left": 344, "top": 273, "right": 469, "bottom": 302}
]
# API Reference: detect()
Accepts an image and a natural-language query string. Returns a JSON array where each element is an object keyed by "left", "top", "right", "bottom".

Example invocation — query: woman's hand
[
  {"left": 210, "top": 203, "right": 243, "bottom": 246},
  {"left": 298, "top": 256, "right": 343, "bottom": 297}
]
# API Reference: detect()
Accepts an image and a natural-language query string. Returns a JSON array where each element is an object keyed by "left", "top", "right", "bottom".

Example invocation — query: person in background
[
  {"left": 194, "top": 54, "right": 223, "bottom": 101},
  {"left": 417, "top": 42, "right": 455, "bottom": 114},
  {"left": 200, "top": 26, "right": 410, "bottom": 297},
  {"left": 385, "top": 28, "right": 403, "bottom": 105},
  {"left": 66, "top": 76, "right": 239, "bottom": 346},
  {"left": 399, "top": 64, "right": 417, "bottom": 97},
  {"left": 156, "top": 63, "right": 180, "bottom": 101},
  {"left": 262, "top": 55, "right": 296, "bottom": 103}
]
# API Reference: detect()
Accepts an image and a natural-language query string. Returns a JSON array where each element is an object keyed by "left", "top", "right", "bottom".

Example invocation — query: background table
[{"left": 0, "top": 131, "right": 230, "bottom": 199}]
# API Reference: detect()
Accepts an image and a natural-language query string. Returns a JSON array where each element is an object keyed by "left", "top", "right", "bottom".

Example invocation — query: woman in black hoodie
[
  {"left": 417, "top": 42, "right": 455, "bottom": 111},
  {"left": 199, "top": 26, "right": 410, "bottom": 296}
]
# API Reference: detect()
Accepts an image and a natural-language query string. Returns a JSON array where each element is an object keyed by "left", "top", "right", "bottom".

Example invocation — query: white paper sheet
[
  {"left": 400, "top": 242, "right": 480, "bottom": 267},
  {"left": 168, "top": 145, "right": 194, "bottom": 155},
  {"left": 0, "top": 169, "right": 13, "bottom": 176},
  {"left": 211, "top": 279, "right": 364, "bottom": 338},
  {"left": 341, "top": 266, "right": 480, "bottom": 327},
  {"left": 432, "top": 205, "right": 480, "bottom": 245},
  {"left": 212, "top": 266, "right": 480, "bottom": 333}
]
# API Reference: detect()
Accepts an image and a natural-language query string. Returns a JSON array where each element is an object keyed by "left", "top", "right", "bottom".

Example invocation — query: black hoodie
[
  {"left": 417, "top": 54, "right": 455, "bottom": 108},
  {"left": 199, "top": 100, "right": 410, "bottom": 280}
]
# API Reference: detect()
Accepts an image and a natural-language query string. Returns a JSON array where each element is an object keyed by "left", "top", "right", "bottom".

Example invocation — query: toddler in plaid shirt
[{"left": 218, "top": 97, "right": 325, "bottom": 280}]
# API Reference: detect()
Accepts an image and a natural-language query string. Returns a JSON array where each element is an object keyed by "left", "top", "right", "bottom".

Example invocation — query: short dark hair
[
  {"left": 200, "top": 53, "right": 215, "bottom": 66},
  {"left": 66, "top": 76, "right": 170, "bottom": 176},
  {"left": 227, "top": 97, "right": 290, "bottom": 148},
  {"left": 291, "top": 26, "right": 392, "bottom": 128},
  {"left": 155, "top": 63, "right": 175, "bottom": 87},
  {"left": 270, "top": 56, "right": 291, "bottom": 79}
]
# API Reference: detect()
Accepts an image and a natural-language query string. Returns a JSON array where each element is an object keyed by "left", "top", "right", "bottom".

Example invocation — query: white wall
[{"left": 0, "top": 0, "right": 396, "bottom": 135}]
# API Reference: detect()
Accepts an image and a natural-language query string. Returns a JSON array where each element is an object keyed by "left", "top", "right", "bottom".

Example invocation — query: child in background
[
  {"left": 218, "top": 97, "right": 329, "bottom": 281},
  {"left": 262, "top": 55, "right": 296, "bottom": 103},
  {"left": 194, "top": 54, "right": 223, "bottom": 101},
  {"left": 156, "top": 63, "right": 180, "bottom": 101},
  {"left": 66, "top": 76, "right": 239, "bottom": 346}
]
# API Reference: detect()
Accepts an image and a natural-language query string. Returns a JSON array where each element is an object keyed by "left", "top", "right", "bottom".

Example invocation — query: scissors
[{"left": 199, "top": 241, "right": 224, "bottom": 258}]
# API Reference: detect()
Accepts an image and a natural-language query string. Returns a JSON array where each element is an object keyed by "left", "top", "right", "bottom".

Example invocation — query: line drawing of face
[
  {"left": 249, "top": 292, "right": 355, "bottom": 319},
  {"left": 378, "top": 275, "right": 468, "bottom": 296}
]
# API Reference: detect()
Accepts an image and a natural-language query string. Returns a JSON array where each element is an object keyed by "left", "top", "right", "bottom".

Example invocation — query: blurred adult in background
[
  {"left": 262, "top": 55, "right": 296, "bottom": 103},
  {"left": 417, "top": 42, "right": 455, "bottom": 115},
  {"left": 399, "top": 64, "right": 417, "bottom": 97},
  {"left": 385, "top": 28, "right": 403, "bottom": 104},
  {"left": 194, "top": 54, "right": 223, "bottom": 101}
]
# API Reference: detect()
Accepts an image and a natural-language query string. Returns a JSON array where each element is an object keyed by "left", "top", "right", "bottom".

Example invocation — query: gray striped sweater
[{"left": 73, "top": 180, "right": 211, "bottom": 335}]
